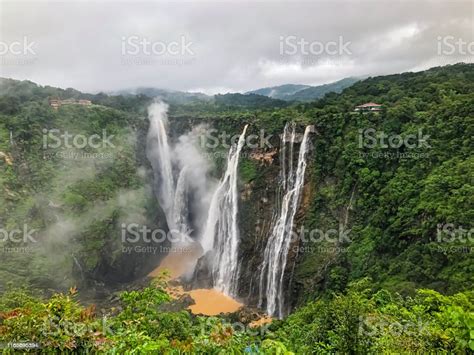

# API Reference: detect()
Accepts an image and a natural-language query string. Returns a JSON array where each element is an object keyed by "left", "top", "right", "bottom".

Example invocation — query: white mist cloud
[{"left": 146, "top": 102, "right": 217, "bottom": 238}]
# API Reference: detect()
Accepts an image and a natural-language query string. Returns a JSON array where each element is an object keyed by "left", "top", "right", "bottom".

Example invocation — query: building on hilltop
[
  {"left": 354, "top": 102, "right": 383, "bottom": 112},
  {"left": 48, "top": 97, "right": 92, "bottom": 109}
]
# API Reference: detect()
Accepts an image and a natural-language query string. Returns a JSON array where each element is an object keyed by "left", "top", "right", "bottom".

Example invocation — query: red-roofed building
[{"left": 354, "top": 102, "right": 383, "bottom": 112}]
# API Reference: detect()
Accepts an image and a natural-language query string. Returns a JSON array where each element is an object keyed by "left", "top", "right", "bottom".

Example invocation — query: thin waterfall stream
[
  {"left": 259, "top": 124, "right": 312, "bottom": 318},
  {"left": 201, "top": 124, "right": 249, "bottom": 296}
]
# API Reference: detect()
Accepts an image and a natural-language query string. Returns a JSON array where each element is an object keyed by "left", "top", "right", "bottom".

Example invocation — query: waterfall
[
  {"left": 146, "top": 102, "right": 176, "bottom": 228},
  {"left": 145, "top": 103, "right": 313, "bottom": 312},
  {"left": 72, "top": 254, "right": 85, "bottom": 280},
  {"left": 259, "top": 124, "right": 312, "bottom": 318},
  {"left": 146, "top": 102, "right": 209, "bottom": 243},
  {"left": 201, "top": 125, "right": 249, "bottom": 296},
  {"left": 173, "top": 166, "right": 190, "bottom": 233}
]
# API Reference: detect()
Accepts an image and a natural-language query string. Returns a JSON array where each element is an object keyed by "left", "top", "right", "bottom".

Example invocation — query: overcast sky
[{"left": 0, "top": 0, "right": 473, "bottom": 94}]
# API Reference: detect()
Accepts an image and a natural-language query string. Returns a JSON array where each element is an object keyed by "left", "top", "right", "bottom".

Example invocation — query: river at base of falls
[{"left": 149, "top": 247, "right": 243, "bottom": 315}]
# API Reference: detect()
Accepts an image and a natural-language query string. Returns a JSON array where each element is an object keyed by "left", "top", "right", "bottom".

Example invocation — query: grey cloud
[{"left": 0, "top": 0, "right": 472, "bottom": 94}]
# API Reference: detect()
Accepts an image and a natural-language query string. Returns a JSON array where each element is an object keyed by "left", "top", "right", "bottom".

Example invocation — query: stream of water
[
  {"left": 201, "top": 125, "right": 249, "bottom": 296},
  {"left": 259, "top": 124, "right": 312, "bottom": 318}
]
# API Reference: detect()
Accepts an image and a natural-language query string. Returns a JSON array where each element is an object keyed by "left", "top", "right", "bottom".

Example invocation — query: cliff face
[
  {"left": 75, "top": 119, "right": 172, "bottom": 289},
  {"left": 236, "top": 145, "right": 315, "bottom": 312},
  {"left": 237, "top": 158, "right": 280, "bottom": 305},
  {"left": 167, "top": 116, "right": 317, "bottom": 311}
]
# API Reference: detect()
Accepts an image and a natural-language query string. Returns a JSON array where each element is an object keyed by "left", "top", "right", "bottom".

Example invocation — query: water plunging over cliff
[
  {"left": 173, "top": 166, "right": 189, "bottom": 233},
  {"left": 146, "top": 106, "right": 313, "bottom": 315},
  {"left": 259, "top": 124, "right": 312, "bottom": 318},
  {"left": 146, "top": 102, "right": 212, "bottom": 239},
  {"left": 146, "top": 103, "right": 175, "bottom": 225},
  {"left": 146, "top": 102, "right": 249, "bottom": 299},
  {"left": 200, "top": 125, "right": 249, "bottom": 296}
]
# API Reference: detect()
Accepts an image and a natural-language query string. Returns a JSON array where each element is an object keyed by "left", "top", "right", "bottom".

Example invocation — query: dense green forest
[{"left": 0, "top": 63, "right": 472, "bottom": 353}]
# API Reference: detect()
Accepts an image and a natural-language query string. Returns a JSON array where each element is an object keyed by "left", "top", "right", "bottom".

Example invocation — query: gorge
[{"left": 145, "top": 101, "right": 313, "bottom": 317}]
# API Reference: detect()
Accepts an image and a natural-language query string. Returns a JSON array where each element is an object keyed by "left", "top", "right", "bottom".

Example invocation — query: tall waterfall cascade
[
  {"left": 146, "top": 102, "right": 202, "bottom": 241},
  {"left": 146, "top": 103, "right": 175, "bottom": 223},
  {"left": 146, "top": 103, "right": 313, "bottom": 315},
  {"left": 259, "top": 123, "right": 312, "bottom": 318},
  {"left": 200, "top": 125, "right": 249, "bottom": 296},
  {"left": 146, "top": 103, "right": 249, "bottom": 296}
]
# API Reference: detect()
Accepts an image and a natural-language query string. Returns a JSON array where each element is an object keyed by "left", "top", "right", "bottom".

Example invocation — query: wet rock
[
  {"left": 159, "top": 293, "right": 195, "bottom": 312},
  {"left": 226, "top": 306, "right": 268, "bottom": 325},
  {"left": 187, "top": 251, "right": 214, "bottom": 290}
]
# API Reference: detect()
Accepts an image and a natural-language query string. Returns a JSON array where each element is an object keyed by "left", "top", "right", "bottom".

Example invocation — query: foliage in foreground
[{"left": 0, "top": 278, "right": 472, "bottom": 354}]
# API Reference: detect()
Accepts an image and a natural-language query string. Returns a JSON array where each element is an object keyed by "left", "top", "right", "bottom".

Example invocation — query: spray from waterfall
[
  {"left": 146, "top": 102, "right": 214, "bottom": 242},
  {"left": 259, "top": 123, "right": 312, "bottom": 318},
  {"left": 201, "top": 125, "right": 249, "bottom": 296}
]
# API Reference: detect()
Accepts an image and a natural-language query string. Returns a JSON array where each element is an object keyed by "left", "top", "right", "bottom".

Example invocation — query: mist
[{"left": 146, "top": 101, "right": 217, "bottom": 242}]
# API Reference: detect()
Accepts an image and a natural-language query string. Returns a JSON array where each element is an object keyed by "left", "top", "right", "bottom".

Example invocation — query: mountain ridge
[{"left": 246, "top": 77, "right": 360, "bottom": 101}]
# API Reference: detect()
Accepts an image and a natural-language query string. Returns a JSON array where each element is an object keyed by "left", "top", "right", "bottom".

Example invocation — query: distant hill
[
  {"left": 246, "top": 78, "right": 360, "bottom": 102},
  {"left": 111, "top": 87, "right": 212, "bottom": 105},
  {"left": 108, "top": 78, "right": 359, "bottom": 106},
  {"left": 286, "top": 77, "right": 360, "bottom": 101},
  {"left": 246, "top": 84, "right": 311, "bottom": 100},
  {"left": 214, "top": 93, "right": 288, "bottom": 109}
]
